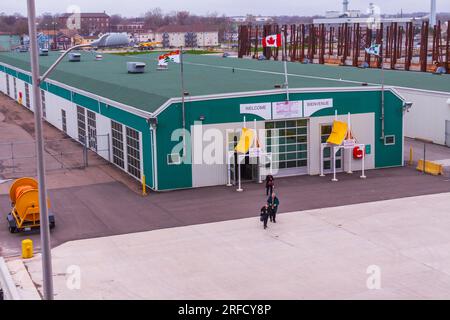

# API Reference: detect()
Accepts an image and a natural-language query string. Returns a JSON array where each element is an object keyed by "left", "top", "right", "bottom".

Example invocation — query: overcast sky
[{"left": 2, "top": 0, "right": 449, "bottom": 17}]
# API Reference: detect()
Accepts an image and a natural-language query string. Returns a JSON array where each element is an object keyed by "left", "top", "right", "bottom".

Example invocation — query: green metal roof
[{"left": 0, "top": 51, "right": 449, "bottom": 114}]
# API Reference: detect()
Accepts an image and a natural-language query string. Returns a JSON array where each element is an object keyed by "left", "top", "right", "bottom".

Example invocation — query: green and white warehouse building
[{"left": 1, "top": 51, "right": 448, "bottom": 190}]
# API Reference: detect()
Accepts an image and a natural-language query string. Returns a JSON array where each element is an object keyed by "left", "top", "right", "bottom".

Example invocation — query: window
[
  {"left": 384, "top": 135, "right": 395, "bottom": 145},
  {"left": 6, "top": 74, "right": 10, "bottom": 96},
  {"left": 25, "top": 83, "right": 30, "bottom": 108},
  {"left": 41, "top": 90, "right": 46, "bottom": 117},
  {"left": 13, "top": 78, "right": 17, "bottom": 100},
  {"left": 86, "top": 110, "right": 97, "bottom": 151},
  {"left": 167, "top": 153, "right": 181, "bottom": 165},
  {"left": 265, "top": 119, "right": 308, "bottom": 169},
  {"left": 111, "top": 120, "right": 125, "bottom": 169},
  {"left": 77, "top": 105, "right": 86, "bottom": 144},
  {"left": 61, "top": 110, "right": 67, "bottom": 133},
  {"left": 126, "top": 127, "right": 141, "bottom": 178}
]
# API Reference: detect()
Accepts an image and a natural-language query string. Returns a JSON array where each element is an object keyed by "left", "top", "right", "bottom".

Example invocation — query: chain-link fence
[{"left": 0, "top": 134, "right": 110, "bottom": 178}]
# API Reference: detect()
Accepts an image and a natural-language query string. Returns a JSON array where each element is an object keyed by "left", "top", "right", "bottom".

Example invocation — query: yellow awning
[
  {"left": 235, "top": 128, "right": 255, "bottom": 154},
  {"left": 326, "top": 120, "right": 348, "bottom": 145}
]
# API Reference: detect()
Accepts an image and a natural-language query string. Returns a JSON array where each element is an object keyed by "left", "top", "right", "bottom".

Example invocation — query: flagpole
[
  {"left": 180, "top": 46, "right": 186, "bottom": 158},
  {"left": 282, "top": 27, "right": 289, "bottom": 101}
]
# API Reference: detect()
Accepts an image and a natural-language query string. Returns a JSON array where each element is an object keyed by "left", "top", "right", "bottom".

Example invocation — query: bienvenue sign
[{"left": 303, "top": 98, "right": 333, "bottom": 117}]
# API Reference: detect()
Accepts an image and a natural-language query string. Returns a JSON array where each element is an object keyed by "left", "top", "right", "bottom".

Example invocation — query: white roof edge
[
  {"left": 152, "top": 86, "right": 402, "bottom": 116},
  {"left": 0, "top": 62, "right": 153, "bottom": 119}
]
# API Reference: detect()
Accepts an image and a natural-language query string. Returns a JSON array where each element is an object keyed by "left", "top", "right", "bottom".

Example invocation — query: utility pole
[{"left": 26, "top": 0, "right": 54, "bottom": 300}]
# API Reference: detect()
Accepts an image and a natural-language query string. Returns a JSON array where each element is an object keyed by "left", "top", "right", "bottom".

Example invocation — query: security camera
[
  {"left": 403, "top": 101, "right": 413, "bottom": 113},
  {"left": 147, "top": 117, "right": 157, "bottom": 128}
]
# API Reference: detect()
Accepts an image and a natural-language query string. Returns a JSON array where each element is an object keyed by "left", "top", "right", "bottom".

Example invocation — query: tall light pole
[
  {"left": 27, "top": 0, "right": 129, "bottom": 300},
  {"left": 26, "top": 0, "right": 53, "bottom": 300}
]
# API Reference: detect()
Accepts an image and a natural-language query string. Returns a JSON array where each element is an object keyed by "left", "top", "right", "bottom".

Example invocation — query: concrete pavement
[
  {"left": 21, "top": 192, "right": 450, "bottom": 299},
  {"left": 2, "top": 166, "right": 450, "bottom": 257}
]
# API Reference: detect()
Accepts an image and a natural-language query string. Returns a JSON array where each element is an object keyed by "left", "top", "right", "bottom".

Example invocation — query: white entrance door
[{"left": 321, "top": 124, "right": 343, "bottom": 173}]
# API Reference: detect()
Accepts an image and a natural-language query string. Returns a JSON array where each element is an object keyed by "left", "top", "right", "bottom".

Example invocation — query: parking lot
[{"left": 2, "top": 165, "right": 450, "bottom": 257}]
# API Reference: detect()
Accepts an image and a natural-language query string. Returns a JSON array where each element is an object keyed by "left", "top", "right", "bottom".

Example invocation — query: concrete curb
[
  {"left": 0, "top": 257, "right": 21, "bottom": 300},
  {"left": 4, "top": 258, "right": 41, "bottom": 300}
]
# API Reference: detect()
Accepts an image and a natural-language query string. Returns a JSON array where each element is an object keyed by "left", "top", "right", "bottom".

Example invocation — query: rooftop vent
[
  {"left": 68, "top": 53, "right": 81, "bottom": 62},
  {"left": 127, "top": 62, "right": 146, "bottom": 73},
  {"left": 39, "top": 48, "right": 49, "bottom": 56}
]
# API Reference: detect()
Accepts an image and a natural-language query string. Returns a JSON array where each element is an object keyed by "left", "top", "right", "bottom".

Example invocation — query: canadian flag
[{"left": 262, "top": 34, "right": 282, "bottom": 48}]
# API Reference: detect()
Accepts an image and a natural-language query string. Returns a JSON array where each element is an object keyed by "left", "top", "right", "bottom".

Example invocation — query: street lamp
[{"left": 26, "top": 0, "right": 129, "bottom": 300}]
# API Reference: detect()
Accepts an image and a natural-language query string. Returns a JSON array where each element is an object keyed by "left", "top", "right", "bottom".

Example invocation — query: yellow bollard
[
  {"left": 22, "top": 239, "right": 33, "bottom": 259},
  {"left": 142, "top": 175, "right": 147, "bottom": 196},
  {"left": 409, "top": 146, "right": 413, "bottom": 166}
]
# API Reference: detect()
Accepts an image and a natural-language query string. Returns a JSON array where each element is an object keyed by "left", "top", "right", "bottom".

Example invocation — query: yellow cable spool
[
  {"left": 9, "top": 177, "right": 38, "bottom": 204},
  {"left": 8, "top": 177, "right": 51, "bottom": 229}
]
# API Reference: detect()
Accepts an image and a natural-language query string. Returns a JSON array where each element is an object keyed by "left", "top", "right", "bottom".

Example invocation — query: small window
[
  {"left": 167, "top": 153, "right": 181, "bottom": 165},
  {"left": 61, "top": 109, "right": 67, "bottom": 133},
  {"left": 384, "top": 135, "right": 395, "bottom": 145}
]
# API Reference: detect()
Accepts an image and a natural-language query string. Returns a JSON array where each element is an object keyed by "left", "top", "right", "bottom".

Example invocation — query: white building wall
[
  {"left": 95, "top": 112, "right": 112, "bottom": 161},
  {"left": 0, "top": 72, "right": 6, "bottom": 93},
  {"left": 191, "top": 121, "right": 265, "bottom": 188},
  {"left": 43, "top": 90, "right": 77, "bottom": 139},
  {"left": 309, "top": 113, "right": 375, "bottom": 175},
  {"left": 170, "top": 33, "right": 185, "bottom": 47},
  {"left": 399, "top": 88, "right": 450, "bottom": 145},
  {"left": 196, "top": 32, "right": 219, "bottom": 47}
]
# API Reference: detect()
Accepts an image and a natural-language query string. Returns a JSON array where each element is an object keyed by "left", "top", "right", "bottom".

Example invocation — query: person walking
[
  {"left": 265, "top": 174, "right": 274, "bottom": 196},
  {"left": 267, "top": 192, "right": 280, "bottom": 223},
  {"left": 260, "top": 204, "right": 270, "bottom": 229}
]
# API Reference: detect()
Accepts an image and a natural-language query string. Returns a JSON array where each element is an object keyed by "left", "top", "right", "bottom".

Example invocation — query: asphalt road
[{"left": 1, "top": 166, "right": 450, "bottom": 257}]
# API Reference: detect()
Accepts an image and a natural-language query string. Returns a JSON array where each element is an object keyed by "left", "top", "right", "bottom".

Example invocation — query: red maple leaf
[{"left": 267, "top": 36, "right": 276, "bottom": 45}]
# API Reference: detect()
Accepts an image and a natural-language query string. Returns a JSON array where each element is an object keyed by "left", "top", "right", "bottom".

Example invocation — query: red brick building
[{"left": 59, "top": 12, "right": 110, "bottom": 35}]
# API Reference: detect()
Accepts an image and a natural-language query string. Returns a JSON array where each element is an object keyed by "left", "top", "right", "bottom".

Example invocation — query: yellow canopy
[
  {"left": 326, "top": 120, "right": 348, "bottom": 145},
  {"left": 235, "top": 128, "right": 257, "bottom": 154}
]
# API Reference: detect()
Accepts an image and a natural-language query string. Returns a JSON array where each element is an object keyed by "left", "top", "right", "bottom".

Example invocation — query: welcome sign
[
  {"left": 239, "top": 103, "right": 272, "bottom": 120},
  {"left": 240, "top": 98, "right": 333, "bottom": 120}
]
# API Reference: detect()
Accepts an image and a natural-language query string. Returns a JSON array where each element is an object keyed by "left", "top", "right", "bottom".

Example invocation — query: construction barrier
[{"left": 416, "top": 160, "right": 443, "bottom": 176}]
